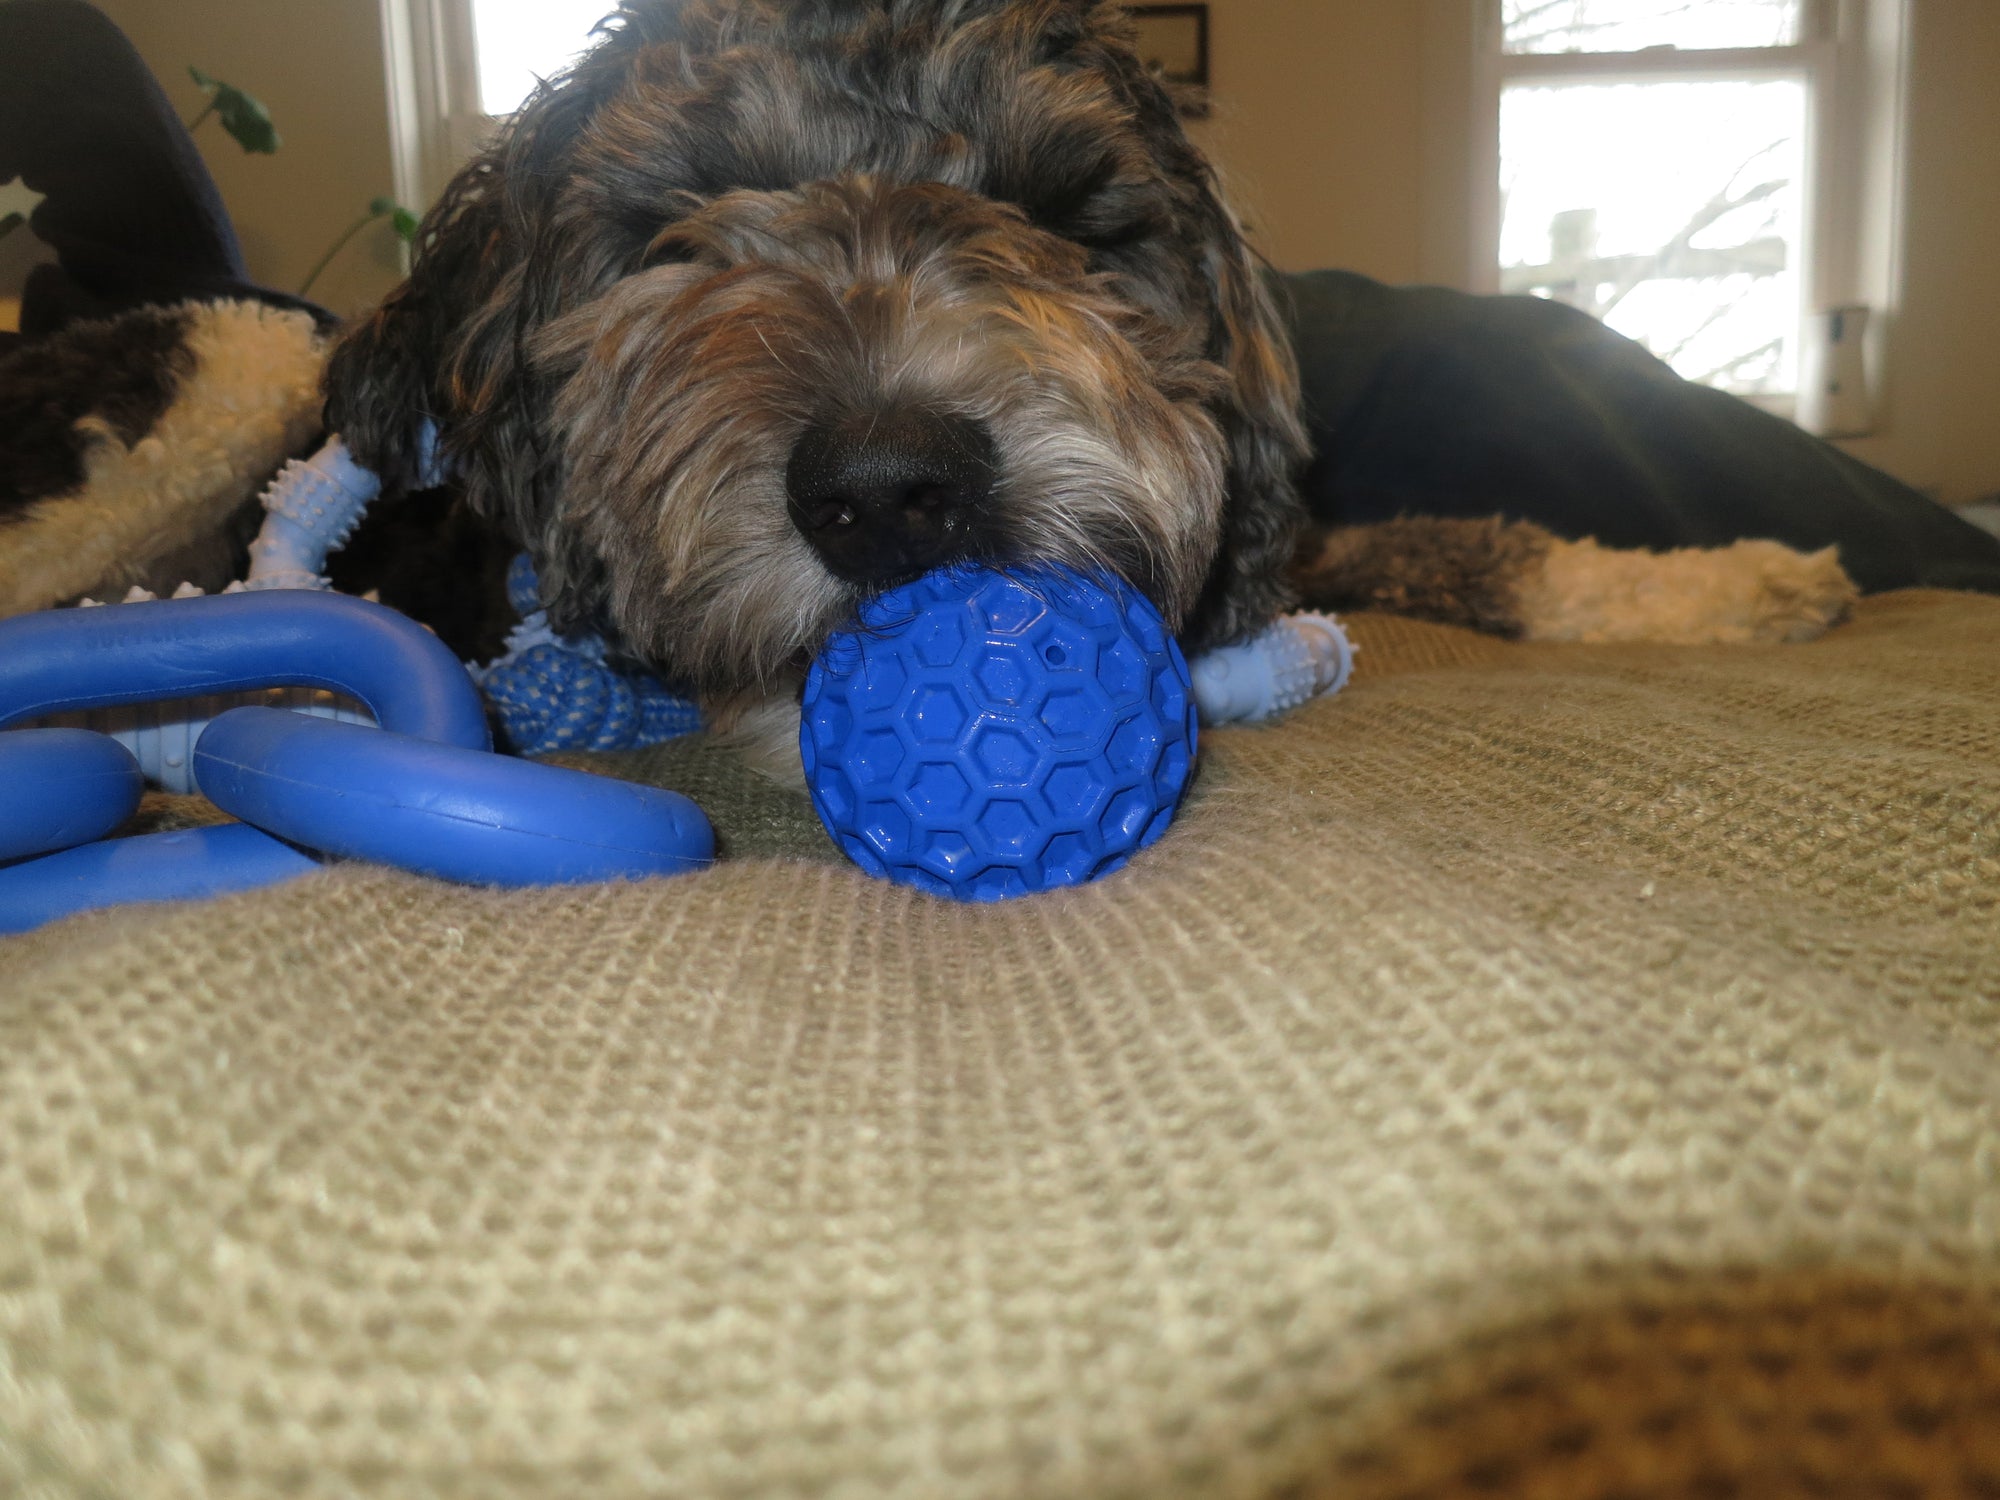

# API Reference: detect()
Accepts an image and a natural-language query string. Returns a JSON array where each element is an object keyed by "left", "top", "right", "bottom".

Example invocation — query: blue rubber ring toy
[
  {"left": 0, "top": 728, "right": 145, "bottom": 863},
  {"left": 195, "top": 706, "right": 714, "bottom": 887},
  {"left": 0, "top": 590, "right": 490, "bottom": 748},
  {"left": 0, "top": 823, "right": 320, "bottom": 937}
]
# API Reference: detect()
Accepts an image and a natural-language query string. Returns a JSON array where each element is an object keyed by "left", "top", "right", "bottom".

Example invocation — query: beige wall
[
  {"left": 38, "top": 1, "right": 2000, "bottom": 503},
  {"left": 93, "top": 0, "right": 404, "bottom": 319},
  {"left": 1185, "top": 0, "right": 1427, "bottom": 286},
  {"left": 1837, "top": 2, "right": 2000, "bottom": 504}
]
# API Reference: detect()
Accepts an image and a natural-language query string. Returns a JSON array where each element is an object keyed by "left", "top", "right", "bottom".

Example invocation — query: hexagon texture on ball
[{"left": 802, "top": 564, "right": 1198, "bottom": 901}]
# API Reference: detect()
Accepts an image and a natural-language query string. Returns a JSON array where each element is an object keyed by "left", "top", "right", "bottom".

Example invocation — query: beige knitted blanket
[{"left": 3, "top": 589, "right": 1996, "bottom": 1499}]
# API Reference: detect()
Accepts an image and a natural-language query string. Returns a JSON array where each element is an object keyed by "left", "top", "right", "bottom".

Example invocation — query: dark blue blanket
[{"left": 1280, "top": 269, "right": 2000, "bottom": 595}]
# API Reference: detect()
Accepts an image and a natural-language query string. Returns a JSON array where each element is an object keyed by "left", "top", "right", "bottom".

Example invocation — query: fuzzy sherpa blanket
[{"left": 3, "top": 590, "right": 1998, "bottom": 1498}]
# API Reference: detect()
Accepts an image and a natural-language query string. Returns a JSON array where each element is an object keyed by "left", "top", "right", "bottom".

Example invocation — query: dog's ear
[
  {"left": 329, "top": 185, "right": 615, "bottom": 641},
  {"left": 1189, "top": 222, "right": 1312, "bottom": 650},
  {"left": 321, "top": 167, "right": 510, "bottom": 494},
  {"left": 1074, "top": 7, "right": 1311, "bottom": 651},
  {"left": 321, "top": 62, "right": 637, "bottom": 637}
]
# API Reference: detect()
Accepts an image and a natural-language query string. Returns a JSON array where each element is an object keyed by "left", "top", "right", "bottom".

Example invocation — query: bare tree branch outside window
[
  {"left": 1496, "top": 8, "right": 1808, "bottom": 397},
  {"left": 1502, "top": 0, "right": 1798, "bottom": 54}
]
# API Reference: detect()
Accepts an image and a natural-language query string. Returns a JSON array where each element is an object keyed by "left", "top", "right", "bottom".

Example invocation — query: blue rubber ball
[{"left": 801, "top": 563, "right": 1198, "bottom": 901}]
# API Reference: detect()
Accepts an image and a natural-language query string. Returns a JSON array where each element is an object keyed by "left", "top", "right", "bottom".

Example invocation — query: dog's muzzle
[{"left": 784, "top": 408, "right": 997, "bottom": 586}]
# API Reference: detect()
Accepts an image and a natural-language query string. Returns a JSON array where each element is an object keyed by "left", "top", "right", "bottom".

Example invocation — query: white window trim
[{"left": 377, "top": 0, "right": 487, "bottom": 214}]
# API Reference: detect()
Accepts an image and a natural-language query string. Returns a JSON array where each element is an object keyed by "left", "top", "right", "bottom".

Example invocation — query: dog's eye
[
  {"left": 996, "top": 150, "right": 1164, "bottom": 252},
  {"left": 1065, "top": 195, "right": 1168, "bottom": 252},
  {"left": 988, "top": 163, "right": 1094, "bottom": 235},
  {"left": 642, "top": 235, "right": 701, "bottom": 268},
  {"left": 1034, "top": 180, "right": 1167, "bottom": 252}
]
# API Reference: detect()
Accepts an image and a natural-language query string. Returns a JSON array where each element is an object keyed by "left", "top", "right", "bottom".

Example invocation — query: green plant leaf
[
  {"left": 188, "top": 66, "right": 281, "bottom": 154},
  {"left": 365, "top": 197, "right": 421, "bottom": 245},
  {"left": 299, "top": 198, "right": 419, "bottom": 296}
]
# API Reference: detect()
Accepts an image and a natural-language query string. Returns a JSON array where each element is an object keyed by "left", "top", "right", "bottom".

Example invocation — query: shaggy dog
[{"left": 309, "top": 0, "right": 1852, "bottom": 752}]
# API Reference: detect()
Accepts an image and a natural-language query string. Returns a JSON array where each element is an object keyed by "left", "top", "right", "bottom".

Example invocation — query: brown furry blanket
[{"left": 4, "top": 589, "right": 1997, "bottom": 1498}]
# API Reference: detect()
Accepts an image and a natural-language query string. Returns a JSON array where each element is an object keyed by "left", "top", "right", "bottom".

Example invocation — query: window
[
  {"left": 1500, "top": 2, "right": 1812, "bottom": 397},
  {"left": 1466, "top": 0, "right": 1907, "bottom": 420},
  {"left": 375, "top": 0, "right": 605, "bottom": 214},
  {"left": 468, "top": 0, "right": 607, "bottom": 117}
]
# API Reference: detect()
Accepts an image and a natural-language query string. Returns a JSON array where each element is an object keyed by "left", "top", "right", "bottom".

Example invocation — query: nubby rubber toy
[{"left": 801, "top": 564, "right": 1198, "bottom": 901}]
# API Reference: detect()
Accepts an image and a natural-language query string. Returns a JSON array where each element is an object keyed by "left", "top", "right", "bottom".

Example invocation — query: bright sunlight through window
[
  {"left": 1498, "top": 0, "right": 1814, "bottom": 397},
  {"left": 470, "top": 0, "right": 608, "bottom": 116},
  {"left": 1503, "top": 0, "right": 1801, "bottom": 54}
]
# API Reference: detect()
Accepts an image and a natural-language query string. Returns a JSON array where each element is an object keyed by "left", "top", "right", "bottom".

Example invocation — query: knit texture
[
  {"left": 3, "top": 590, "right": 1997, "bottom": 1499},
  {"left": 476, "top": 553, "right": 704, "bottom": 755}
]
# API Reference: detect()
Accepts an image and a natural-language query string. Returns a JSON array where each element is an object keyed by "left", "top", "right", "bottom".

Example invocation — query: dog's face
[
  {"left": 536, "top": 176, "right": 1232, "bottom": 693},
  {"left": 327, "top": 0, "right": 1307, "bottom": 711}
]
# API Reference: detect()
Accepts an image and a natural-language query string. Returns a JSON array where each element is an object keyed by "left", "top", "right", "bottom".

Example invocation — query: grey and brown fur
[
  {"left": 327, "top": 0, "right": 1305, "bottom": 733},
  {"left": 1295, "top": 515, "right": 1854, "bottom": 645},
  {"left": 323, "top": 0, "right": 1854, "bottom": 740}
]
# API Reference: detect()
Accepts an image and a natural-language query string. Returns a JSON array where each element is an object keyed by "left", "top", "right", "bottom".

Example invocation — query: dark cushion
[
  {"left": 1277, "top": 269, "right": 2000, "bottom": 595},
  {"left": 0, "top": 0, "right": 327, "bottom": 335}
]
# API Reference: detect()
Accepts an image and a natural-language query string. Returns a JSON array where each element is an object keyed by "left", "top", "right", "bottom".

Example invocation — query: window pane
[
  {"left": 1503, "top": 0, "right": 1802, "bottom": 55},
  {"left": 1499, "top": 77, "right": 1806, "bottom": 396},
  {"left": 471, "top": 0, "right": 609, "bottom": 116}
]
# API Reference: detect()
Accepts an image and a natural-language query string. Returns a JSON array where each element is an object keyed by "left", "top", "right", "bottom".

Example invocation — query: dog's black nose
[{"left": 785, "top": 408, "right": 997, "bottom": 585}]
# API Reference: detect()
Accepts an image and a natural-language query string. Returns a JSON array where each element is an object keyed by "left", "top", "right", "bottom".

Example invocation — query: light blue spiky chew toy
[{"left": 74, "top": 437, "right": 706, "bottom": 772}]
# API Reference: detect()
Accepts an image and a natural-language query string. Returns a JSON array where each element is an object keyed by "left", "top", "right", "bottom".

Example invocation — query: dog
[{"left": 317, "top": 0, "right": 1855, "bottom": 764}]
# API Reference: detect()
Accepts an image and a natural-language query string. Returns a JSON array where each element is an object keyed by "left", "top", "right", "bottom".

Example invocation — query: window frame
[
  {"left": 377, "top": 0, "right": 486, "bottom": 215},
  {"left": 1457, "top": 0, "right": 1907, "bottom": 422}
]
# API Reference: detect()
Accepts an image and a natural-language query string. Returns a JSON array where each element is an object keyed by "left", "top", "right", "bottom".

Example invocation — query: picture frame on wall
[{"left": 1128, "top": 3, "right": 1209, "bottom": 118}]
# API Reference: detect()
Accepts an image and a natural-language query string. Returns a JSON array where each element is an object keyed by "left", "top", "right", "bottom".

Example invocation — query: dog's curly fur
[
  {"left": 325, "top": 0, "right": 1309, "bottom": 725},
  {"left": 323, "top": 0, "right": 1855, "bottom": 735}
]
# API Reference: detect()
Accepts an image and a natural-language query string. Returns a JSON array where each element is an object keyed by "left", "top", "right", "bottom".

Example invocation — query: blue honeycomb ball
[{"left": 801, "top": 563, "right": 1198, "bottom": 901}]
